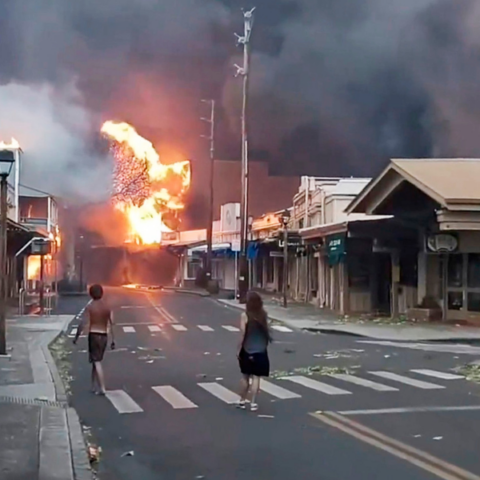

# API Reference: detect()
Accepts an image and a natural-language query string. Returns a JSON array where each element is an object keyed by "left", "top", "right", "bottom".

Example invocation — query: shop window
[
  {"left": 447, "top": 254, "right": 463, "bottom": 288},
  {"left": 348, "top": 254, "right": 370, "bottom": 289},
  {"left": 468, "top": 254, "right": 480, "bottom": 288},
  {"left": 187, "top": 259, "right": 201, "bottom": 279},
  {"left": 468, "top": 292, "right": 480, "bottom": 312},
  {"left": 448, "top": 291, "right": 463, "bottom": 310}
]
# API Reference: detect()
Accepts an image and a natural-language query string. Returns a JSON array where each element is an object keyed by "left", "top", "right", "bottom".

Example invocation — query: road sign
[{"left": 231, "top": 239, "right": 241, "bottom": 252}]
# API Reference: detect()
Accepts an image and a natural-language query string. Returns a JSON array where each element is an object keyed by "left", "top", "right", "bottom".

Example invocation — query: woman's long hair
[{"left": 245, "top": 291, "right": 271, "bottom": 343}]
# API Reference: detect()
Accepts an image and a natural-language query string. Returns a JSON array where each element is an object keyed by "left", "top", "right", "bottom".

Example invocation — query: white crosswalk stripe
[
  {"left": 172, "top": 324, "right": 187, "bottom": 331},
  {"left": 198, "top": 325, "right": 214, "bottom": 332},
  {"left": 198, "top": 382, "right": 240, "bottom": 404},
  {"left": 222, "top": 325, "right": 240, "bottom": 332},
  {"left": 370, "top": 371, "right": 445, "bottom": 390},
  {"left": 152, "top": 386, "right": 198, "bottom": 409},
  {"left": 148, "top": 325, "right": 161, "bottom": 332},
  {"left": 282, "top": 375, "right": 351, "bottom": 395},
  {"left": 260, "top": 380, "right": 301, "bottom": 399},
  {"left": 330, "top": 374, "right": 398, "bottom": 392},
  {"left": 410, "top": 369, "right": 464, "bottom": 380},
  {"left": 123, "top": 326, "right": 136, "bottom": 333},
  {"left": 271, "top": 325, "right": 293, "bottom": 333},
  {"left": 106, "top": 390, "right": 143, "bottom": 414}
]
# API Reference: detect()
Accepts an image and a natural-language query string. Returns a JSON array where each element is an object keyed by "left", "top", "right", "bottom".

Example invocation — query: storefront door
[{"left": 447, "top": 253, "right": 480, "bottom": 314}]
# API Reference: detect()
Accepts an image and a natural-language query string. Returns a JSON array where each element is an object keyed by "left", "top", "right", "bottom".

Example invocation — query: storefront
[{"left": 347, "top": 158, "right": 480, "bottom": 322}]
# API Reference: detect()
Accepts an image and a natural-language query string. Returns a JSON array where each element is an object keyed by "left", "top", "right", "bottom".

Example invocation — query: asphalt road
[{"left": 65, "top": 288, "right": 480, "bottom": 480}]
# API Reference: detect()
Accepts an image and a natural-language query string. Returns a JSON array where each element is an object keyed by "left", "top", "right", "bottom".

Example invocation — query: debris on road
[
  {"left": 258, "top": 415, "right": 274, "bottom": 419},
  {"left": 413, "top": 434, "right": 422, "bottom": 438},
  {"left": 215, "top": 377, "right": 223, "bottom": 381},
  {"left": 271, "top": 365, "right": 358, "bottom": 379},
  {"left": 121, "top": 451, "right": 135, "bottom": 457},
  {"left": 313, "top": 349, "right": 365, "bottom": 360},
  {"left": 204, "top": 352, "right": 211, "bottom": 355},
  {"left": 88, "top": 445, "right": 102, "bottom": 463},
  {"left": 456, "top": 364, "right": 480, "bottom": 383},
  {"left": 433, "top": 436, "right": 443, "bottom": 441}
]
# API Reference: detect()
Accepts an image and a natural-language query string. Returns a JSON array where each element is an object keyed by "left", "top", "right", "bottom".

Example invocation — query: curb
[
  {"left": 163, "top": 287, "right": 211, "bottom": 297},
  {"left": 42, "top": 316, "right": 93, "bottom": 480}
]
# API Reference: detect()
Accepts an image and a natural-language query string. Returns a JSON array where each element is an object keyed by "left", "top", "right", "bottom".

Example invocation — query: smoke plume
[{"left": 0, "top": 0, "right": 479, "bottom": 203}]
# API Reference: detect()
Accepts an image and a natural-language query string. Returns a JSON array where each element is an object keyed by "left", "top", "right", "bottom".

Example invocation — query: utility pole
[
  {"left": 201, "top": 99, "right": 215, "bottom": 286},
  {"left": 234, "top": 7, "right": 255, "bottom": 304}
]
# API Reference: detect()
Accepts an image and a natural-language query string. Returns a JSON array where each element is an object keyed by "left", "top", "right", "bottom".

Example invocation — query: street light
[
  {"left": 0, "top": 150, "right": 15, "bottom": 355},
  {"left": 279, "top": 209, "right": 291, "bottom": 309}
]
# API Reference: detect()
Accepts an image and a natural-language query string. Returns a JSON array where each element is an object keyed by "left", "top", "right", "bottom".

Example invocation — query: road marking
[
  {"left": 152, "top": 386, "right": 198, "bottom": 409},
  {"left": 260, "top": 380, "right": 301, "bottom": 399},
  {"left": 198, "top": 325, "right": 214, "bottom": 332},
  {"left": 148, "top": 325, "right": 161, "bottom": 332},
  {"left": 145, "top": 294, "right": 177, "bottom": 323},
  {"left": 339, "top": 405, "right": 480, "bottom": 416},
  {"left": 122, "top": 326, "right": 136, "bottom": 333},
  {"left": 410, "top": 369, "right": 464, "bottom": 380},
  {"left": 172, "top": 324, "right": 187, "bottom": 331},
  {"left": 358, "top": 340, "right": 480, "bottom": 355},
  {"left": 105, "top": 390, "right": 143, "bottom": 414},
  {"left": 198, "top": 382, "right": 240, "bottom": 404},
  {"left": 283, "top": 376, "right": 351, "bottom": 395},
  {"left": 330, "top": 374, "right": 398, "bottom": 392},
  {"left": 271, "top": 325, "right": 293, "bottom": 333},
  {"left": 68, "top": 328, "right": 78, "bottom": 337},
  {"left": 222, "top": 325, "right": 240, "bottom": 332},
  {"left": 311, "top": 411, "right": 480, "bottom": 480},
  {"left": 370, "top": 371, "right": 445, "bottom": 390}
]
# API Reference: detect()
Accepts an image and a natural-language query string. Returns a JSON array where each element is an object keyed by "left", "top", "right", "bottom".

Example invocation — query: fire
[
  {"left": 27, "top": 255, "right": 41, "bottom": 280},
  {"left": 101, "top": 121, "right": 191, "bottom": 245},
  {"left": 0, "top": 138, "right": 20, "bottom": 149}
]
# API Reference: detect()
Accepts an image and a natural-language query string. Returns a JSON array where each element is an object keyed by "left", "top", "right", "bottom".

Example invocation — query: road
[{"left": 64, "top": 288, "right": 480, "bottom": 480}]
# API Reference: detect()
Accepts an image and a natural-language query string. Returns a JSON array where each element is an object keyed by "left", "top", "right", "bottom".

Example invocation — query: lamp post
[
  {"left": 279, "top": 209, "right": 291, "bottom": 309},
  {"left": 0, "top": 150, "right": 15, "bottom": 355}
]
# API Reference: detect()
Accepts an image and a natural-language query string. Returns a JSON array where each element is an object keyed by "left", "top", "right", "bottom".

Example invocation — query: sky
[{"left": 0, "top": 0, "right": 479, "bottom": 208}]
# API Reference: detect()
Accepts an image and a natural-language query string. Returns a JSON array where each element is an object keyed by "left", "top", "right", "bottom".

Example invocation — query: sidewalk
[
  {"left": 0, "top": 315, "right": 91, "bottom": 480},
  {"left": 218, "top": 298, "right": 480, "bottom": 342}
]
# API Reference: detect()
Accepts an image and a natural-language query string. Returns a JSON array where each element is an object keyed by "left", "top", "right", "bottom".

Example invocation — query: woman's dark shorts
[
  {"left": 88, "top": 333, "right": 108, "bottom": 363},
  {"left": 238, "top": 348, "right": 270, "bottom": 377}
]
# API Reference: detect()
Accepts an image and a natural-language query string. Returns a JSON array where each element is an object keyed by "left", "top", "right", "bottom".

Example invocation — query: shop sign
[
  {"left": 277, "top": 232, "right": 302, "bottom": 248},
  {"left": 326, "top": 234, "right": 345, "bottom": 266},
  {"left": 426, "top": 233, "right": 458, "bottom": 253}
]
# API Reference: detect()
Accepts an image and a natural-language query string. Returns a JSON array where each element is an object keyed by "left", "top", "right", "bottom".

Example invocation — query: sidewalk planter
[{"left": 407, "top": 307, "right": 442, "bottom": 322}]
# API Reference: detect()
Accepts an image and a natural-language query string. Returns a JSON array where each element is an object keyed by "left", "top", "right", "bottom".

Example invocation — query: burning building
[{"left": 101, "top": 121, "right": 191, "bottom": 245}]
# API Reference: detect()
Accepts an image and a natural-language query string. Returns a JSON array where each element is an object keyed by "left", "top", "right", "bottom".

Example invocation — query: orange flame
[
  {"left": 27, "top": 255, "right": 41, "bottom": 280},
  {"left": 101, "top": 121, "right": 191, "bottom": 245}
]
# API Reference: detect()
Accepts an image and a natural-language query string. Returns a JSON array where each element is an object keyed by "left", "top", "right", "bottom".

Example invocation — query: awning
[{"left": 189, "top": 243, "right": 231, "bottom": 254}]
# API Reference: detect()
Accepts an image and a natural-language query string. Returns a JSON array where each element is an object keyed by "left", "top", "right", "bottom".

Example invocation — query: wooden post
[{"left": 391, "top": 251, "right": 400, "bottom": 319}]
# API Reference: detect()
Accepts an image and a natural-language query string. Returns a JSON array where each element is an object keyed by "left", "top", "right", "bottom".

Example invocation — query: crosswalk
[
  {"left": 101, "top": 368, "right": 465, "bottom": 414},
  {"left": 68, "top": 323, "right": 295, "bottom": 336}
]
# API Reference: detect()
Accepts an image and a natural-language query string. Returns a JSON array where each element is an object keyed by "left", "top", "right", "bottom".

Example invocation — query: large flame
[
  {"left": 0, "top": 138, "right": 20, "bottom": 149},
  {"left": 101, "top": 121, "right": 191, "bottom": 245}
]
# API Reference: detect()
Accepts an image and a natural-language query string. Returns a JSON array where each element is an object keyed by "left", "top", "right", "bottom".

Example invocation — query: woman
[
  {"left": 73, "top": 284, "right": 115, "bottom": 395},
  {"left": 237, "top": 291, "right": 272, "bottom": 411}
]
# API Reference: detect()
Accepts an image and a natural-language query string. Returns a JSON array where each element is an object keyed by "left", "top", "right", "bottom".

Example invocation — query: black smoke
[{"left": 0, "top": 0, "right": 479, "bottom": 196}]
